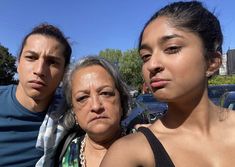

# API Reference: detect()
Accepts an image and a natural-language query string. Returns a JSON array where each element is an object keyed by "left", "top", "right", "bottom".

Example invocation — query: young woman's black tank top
[{"left": 138, "top": 127, "right": 175, "bottom": 167}]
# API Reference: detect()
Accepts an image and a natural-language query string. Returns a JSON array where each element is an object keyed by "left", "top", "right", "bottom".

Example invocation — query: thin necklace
[{"left": 80, "top": 134, "right": 86, "bottom": 167}]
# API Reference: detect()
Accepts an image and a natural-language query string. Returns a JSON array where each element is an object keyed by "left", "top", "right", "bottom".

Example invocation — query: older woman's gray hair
[{"left": 62, "top": 56, "right": 130, "bottom": 130}]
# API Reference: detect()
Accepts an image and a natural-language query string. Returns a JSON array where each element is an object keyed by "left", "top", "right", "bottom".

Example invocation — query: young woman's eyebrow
[
  {"left": 159, "top": 34, "right": 184, "bottom": 44},
  {"left": 140, "top": 34, "right": 185, "bottom": 51}
]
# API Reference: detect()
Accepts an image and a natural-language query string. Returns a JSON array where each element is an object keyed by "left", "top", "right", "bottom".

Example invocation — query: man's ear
[{"left": 206, "top": 51, "right": 222, "bottom": 77}]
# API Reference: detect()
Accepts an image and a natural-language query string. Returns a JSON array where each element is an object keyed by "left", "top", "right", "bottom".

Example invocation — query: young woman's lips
[{"left": 150, "top": 79, "right": 169, "bottom": 88}]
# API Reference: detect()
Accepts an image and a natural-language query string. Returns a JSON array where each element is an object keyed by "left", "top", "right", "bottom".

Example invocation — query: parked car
[
  {"left": 122, "top": 94, "right": 167, "bottom": 133},
  {"left": 220, "top": 91, "right": 235, "bottom": 110},
  {"left": 122, "top": 84, "right": 235, "bottom": 133},
  {"left": 129, "top": 89, "right": 139, "bottom": 98},
  {"left": 208, "top": 84, "right": 235, "bottom": 105},
  {"left": 136, "top": 94, "right": 167, "bottom": 119},
  {"left": 121, "top": 100, "right": 146, "bottom": 130}
]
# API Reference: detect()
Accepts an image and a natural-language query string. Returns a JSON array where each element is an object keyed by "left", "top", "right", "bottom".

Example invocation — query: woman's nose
[
  {"left": 147, "top": 54, "right": 165, "bottom": 74},
  {"left": 90, "top": 95, "right": 104, "bottom": 113}
]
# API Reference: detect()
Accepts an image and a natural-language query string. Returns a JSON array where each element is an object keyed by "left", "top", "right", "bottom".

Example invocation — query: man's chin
[{"left": 28, "top": 91, "right": 50, "bottom": 102}]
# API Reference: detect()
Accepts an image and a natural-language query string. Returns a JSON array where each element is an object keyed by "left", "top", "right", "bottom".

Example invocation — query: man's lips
[{"left": 28, "top": 80, "right": 46, "bottom": 89}]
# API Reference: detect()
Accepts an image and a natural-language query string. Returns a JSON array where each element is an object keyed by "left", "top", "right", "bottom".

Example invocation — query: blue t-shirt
[{"left": 0, "top": 85, "right": 47, "bottom": 167}]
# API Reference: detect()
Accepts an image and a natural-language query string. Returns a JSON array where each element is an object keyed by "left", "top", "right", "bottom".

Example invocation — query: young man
[{"left": 0, "top": 23, "right": 72, "bottom": 167}]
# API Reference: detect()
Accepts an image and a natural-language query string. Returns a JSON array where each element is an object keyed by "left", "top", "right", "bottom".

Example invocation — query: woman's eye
[
  {"left": 76, "top": 96, "right": 88, "bottom": 103},
  {"left": 101, "top": 91, "right": 115, "bottom": 97},
  {"left": 164, "top": 46, "right": 181, "bottom": 54},
  {"left": 140, "top": 54, "right": 151, "bottom": 63}
]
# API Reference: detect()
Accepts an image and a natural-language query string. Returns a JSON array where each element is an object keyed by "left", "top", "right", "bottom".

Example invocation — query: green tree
[
  {"left": 99, "top": 48, "right": 143, "bottom": 90},
  {"left": 0, "top": 44, "right": 17, "bottom": 85},
  {"left": 119, "top": 49, "right": 143, "bottom": 90},
  {"left": 209, "top": 75, "right": 235, "bottom": 85},
  {"left": 99, "top": 49, "right": 122, "bottom": 67}
]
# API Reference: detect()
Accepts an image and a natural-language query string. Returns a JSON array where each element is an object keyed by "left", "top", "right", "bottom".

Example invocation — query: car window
[
  {"left": 228, "top": 101, "right": 235, "bottom": 110},
  {"left": 209, "top": 85, "right": 235, "bottom": 97},
  {"left": 208, "top": 85, "right": 235, "bottom": 106},
  {"left": 142, "top": 96, "right": 157, "bottom": 103},
  {"left": 208, "top": 86, "right": 225, "bottom": 98},
  {"left": 228, "top": 104, "right": 233, "bottom": 110},
  {"left": 136, "top": 94, "right": 157, "bottom": 103}
]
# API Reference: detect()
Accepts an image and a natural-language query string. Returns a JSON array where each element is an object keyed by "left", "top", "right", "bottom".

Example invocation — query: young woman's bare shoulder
[
  {"left": 101, "top": 132, "right": 155, "bottom": 167},
  {"left": 108, "top": 132, "right": 148, "bottom": 155}
]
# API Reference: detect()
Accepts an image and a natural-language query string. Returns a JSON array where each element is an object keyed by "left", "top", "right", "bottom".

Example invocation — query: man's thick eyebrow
[
  {"left": 24, "top": 50, "right": 37, "bottom": 55},
  {"left": 24, "top": 50, "right": 63, "bottom": 62},
  {"left": 47, "top": 54, "right": 64, "bottom": 61}
]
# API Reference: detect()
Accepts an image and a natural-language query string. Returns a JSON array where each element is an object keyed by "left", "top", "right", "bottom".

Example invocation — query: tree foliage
[
  {"left": 209, "top": 75, "right": 235, "bottom": 85},
  {"left": 99, "top": 49, "right": 122, "bottom": 68},
  {"left": 119, "top": 49, "right": 143, "bottom": 90},
  {"left": 0, "top": 44, "right": 17, "bottom": 85},
  {"left": 99, "top": 48, "right": 143, "bottom": 90}
]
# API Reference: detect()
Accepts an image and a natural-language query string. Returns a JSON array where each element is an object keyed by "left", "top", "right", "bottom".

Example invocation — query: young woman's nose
[{"left": 147, "top": 53, "right": 165, "bottom": 74}]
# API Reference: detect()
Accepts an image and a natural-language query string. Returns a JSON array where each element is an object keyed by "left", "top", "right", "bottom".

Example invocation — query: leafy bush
[
  {"left": 209, "top": 75, "right": 235, "bottom": 85},
  {"left": 0, "top": 44, "right": 17, "bottom": 85}
]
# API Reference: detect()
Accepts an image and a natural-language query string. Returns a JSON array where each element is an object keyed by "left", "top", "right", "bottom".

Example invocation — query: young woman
[{"left": 100, "top": 1, "right": 235, "bottom": 167}]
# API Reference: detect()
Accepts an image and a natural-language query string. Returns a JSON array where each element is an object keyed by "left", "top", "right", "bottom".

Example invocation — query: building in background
[
  {"left": 219, "top": 53, "right": 227, "bottom": 75},
  {"left": 226, "top": 49, "right": 235, "bottom": 75}
]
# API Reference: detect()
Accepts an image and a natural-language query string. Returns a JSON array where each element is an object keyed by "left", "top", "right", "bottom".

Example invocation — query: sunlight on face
[
  {"left": 71, "top": 65, "right": 122, "bottom": 135},
  {"left": 17, "top": 34, "right": 65, "bottom": 102},
  {"left": 139, "top": 17, "right": 207, "bottom": 102}
]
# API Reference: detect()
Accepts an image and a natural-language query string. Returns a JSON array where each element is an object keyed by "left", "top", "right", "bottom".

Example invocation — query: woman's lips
[
  {"left": 150, "top": 78, "right": 169, "bottom": 88},
  {"left": 90, "top": 116, "right": 108, "bottom": 122}
]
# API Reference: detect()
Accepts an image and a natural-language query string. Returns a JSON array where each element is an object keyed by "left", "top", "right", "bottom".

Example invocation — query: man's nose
[{"left": 33, "top": 59, "right": 46, "bottom": 77}]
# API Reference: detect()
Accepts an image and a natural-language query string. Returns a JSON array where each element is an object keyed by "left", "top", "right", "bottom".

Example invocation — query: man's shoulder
[
  {"left": 0, "top": 84, "right": 14, "bottom": 89},
  {"left": 0, "top": 84, "right": 15, "bottom": 95}
]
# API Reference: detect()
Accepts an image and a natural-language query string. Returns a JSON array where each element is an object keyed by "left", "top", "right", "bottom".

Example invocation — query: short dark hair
[
  {"left": 18, "top": 23, "right": 72, "bottom": 67},
  {"left": 138, "top": 1, "right": 223, "bottom": 61}
]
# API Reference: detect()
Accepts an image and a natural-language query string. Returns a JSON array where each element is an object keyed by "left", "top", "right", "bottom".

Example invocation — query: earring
[
  {"left": 70, "top": 109, "right": 79, "bottom": 125},
  {"left": 75, "top": 119, "right": 79, "bottom": 125},
  {"left": 206, "top": 71, "right": 213, "bottom": 77},
  {"left": 73, "top": 114, "right": 79, "bottom": 125}
]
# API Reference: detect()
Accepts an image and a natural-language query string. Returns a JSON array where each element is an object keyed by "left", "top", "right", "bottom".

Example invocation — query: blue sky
[{"left": 0, "top": 0, "right": 235, "bottom": 61}]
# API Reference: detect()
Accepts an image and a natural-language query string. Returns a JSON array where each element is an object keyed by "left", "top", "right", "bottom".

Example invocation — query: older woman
[{"left": 56, "top": 56, "right": 130, "bottom": 167}]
